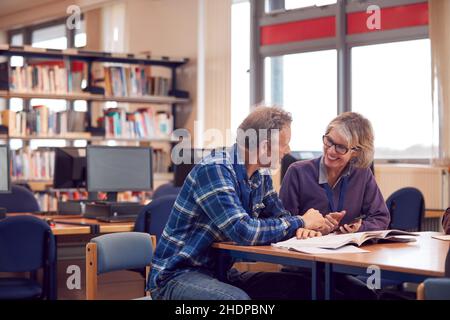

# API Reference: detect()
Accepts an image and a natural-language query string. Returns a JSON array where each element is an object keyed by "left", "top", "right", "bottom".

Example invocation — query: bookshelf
[{"left": 0, "top": 45, "right": 189, "bottom": 206}]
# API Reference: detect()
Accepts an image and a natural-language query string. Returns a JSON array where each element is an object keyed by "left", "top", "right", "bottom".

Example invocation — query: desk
[
  {"left": 213, "top": 232, "right": 448, "bottom": 300},
  {"left": 7, "top": 213, "right": 135, "bottom": 236},
  {"left": 315, "top": 232, "right": 448, "bottom": 299},
  {"left": 212, "top": 242, "right": 321, "bottom": 300}
]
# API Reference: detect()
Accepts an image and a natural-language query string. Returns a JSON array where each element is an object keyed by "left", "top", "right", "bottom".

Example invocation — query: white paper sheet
[
  {"left": 432, "top": 234, "right": 450, "bottom": 241},
  {"left": 285, "top": 245, "right": 369, "bottom": 254}
]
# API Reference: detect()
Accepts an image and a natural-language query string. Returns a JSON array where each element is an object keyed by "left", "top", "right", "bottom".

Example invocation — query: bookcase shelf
[
  {"left": 0, "top": 45, "right": 186, "bottom": 202},
  {"left": 0, "top": 134, "right": 176, "bottom": 143},
  {"left": 0, "top": 45, "right": 188, "bottom": 68},
  {"left": 0, "top": 90, "right": 190, "bottom": 105}
]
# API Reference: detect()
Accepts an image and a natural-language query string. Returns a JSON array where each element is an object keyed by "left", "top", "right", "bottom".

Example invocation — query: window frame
[
  {"left": 251, "top": 0, "right": 430, "bottom": 162},
  {"left": 7, "top": 15, "right": 85, "bottom": 49}
]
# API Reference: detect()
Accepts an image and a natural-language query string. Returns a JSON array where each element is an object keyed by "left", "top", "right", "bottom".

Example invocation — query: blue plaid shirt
[{"left": 148, "top": 144, "right": 304, "bottom": 291}]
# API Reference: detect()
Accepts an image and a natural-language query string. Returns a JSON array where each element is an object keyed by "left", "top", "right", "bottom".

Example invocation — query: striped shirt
[{"left": 148, "top": 144, "right": 303, "bottom": 291}]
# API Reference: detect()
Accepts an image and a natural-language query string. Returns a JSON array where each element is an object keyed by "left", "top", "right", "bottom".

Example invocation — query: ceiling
[{"left": 0, "top": 0, "right": 62, "bottom": 17}]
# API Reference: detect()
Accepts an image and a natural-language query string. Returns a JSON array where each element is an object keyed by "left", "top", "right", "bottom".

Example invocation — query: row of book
[
  {"left": 93, "top": 65, "right": 171, "bottom": 97},
  {"left": 153, "top": 148, "right": 171, "bottom": 173},
  {"left": 11, "top": 148, "right": 54, "bottom": 181},
  {"left": 99, "top": 108, "right": 173, "bottom": 139},
  {"left": 0, "top": 107, "right": 86, "bottom": 136},
  {"left": 35, "top": 190, "right": 88, "bottom": 212},
  {"left": 4, "top": 61, "right": 86, "bottom": 94},
  {"left": 35, "top": 191, "right": 151, "bottom": 211},
  {"left": 10, "top": 147, "right": 171, "bottom": 182}
]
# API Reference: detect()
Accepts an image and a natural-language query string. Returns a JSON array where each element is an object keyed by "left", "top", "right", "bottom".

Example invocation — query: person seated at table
[
  {"left": 280, "top": 112, "right": 390, "bottom": 235},
  {"left": 279, "top": 112, "right": 389, "bottom": 300},
  {"left": 148, "top": 106, "right": 328, "bottom": 300},
  {"left": 443, "top": 208, "right": 450, "bottom": 235}
]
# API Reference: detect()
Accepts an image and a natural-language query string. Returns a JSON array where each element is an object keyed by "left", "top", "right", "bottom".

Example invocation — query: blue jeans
[
  {"left": 151, "top": 270, "right": 250, "bottom": 300},
  {"left": 151, "top": 269, "right": 312, "bottom": 300}
]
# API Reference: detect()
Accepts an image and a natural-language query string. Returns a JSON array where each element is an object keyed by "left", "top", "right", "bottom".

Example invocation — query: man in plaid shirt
[{"left": 149, "top": 107, "right": 327, "bottom": 300}]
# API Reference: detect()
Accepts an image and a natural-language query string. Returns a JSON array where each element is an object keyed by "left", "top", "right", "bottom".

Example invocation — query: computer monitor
[
  {"left": 87, "top": 146, "right": 153, "bottom": 201},
  {"left": 0, "top": 145, "right": 10, "bottom": 193},
  {"left": 280, "top": 151, "right": 322, "bottom": 183},
  {"left": 53, "top": 147, "right": 87, "bottom": 189},
  {"left": 173, "top": 148, "right": 211, "bottom": 187}
]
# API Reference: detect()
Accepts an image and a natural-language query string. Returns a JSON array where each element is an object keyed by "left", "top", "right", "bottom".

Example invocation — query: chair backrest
[
  {"left": 386, "top": 187, "right": 424, "bottom": 231},
  {"left": 152, "top": 182, "right": 181, "bottom": 200},
  {"left": 86, "top": 232, "right": 155, "bottom": 300},
  {"left": 417, "top": 278, "right": 450, "bottom": 300},
  {"left": 134, "top": 194, "right": 177, "bottom": 242},
  {"left": 0, "top": 184, "right": 40, "bottom": 213},
  {"left": 0, "top": 215, "right": 56, "bottom": 299}
]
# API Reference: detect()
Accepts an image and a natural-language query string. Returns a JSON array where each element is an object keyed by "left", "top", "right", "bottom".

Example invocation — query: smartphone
[{"left": 344, "top": 214, "right": 367, "bottom": 226}]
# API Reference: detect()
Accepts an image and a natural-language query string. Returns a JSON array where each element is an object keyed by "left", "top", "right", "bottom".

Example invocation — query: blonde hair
[{"left": 325, "top": 112, "right": 374, "bottom": 168}]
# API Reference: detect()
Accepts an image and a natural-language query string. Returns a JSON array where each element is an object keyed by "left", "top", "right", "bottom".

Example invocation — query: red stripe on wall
[
  {"left": 260, "top": 16, "right": 335, "bottom": 46},
  {"left": 347, "top": 2, "right": 428, "bottom": 35}
]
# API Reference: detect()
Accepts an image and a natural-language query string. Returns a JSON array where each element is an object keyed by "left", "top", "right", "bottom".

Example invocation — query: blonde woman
[{"left": 280, "top": 112, "right": 390, "bottom": 235}]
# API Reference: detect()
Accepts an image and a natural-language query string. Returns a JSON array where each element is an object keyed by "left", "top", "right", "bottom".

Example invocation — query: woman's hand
[
  {"left": 318, "top": 211, "right": 346, "bottom": 235},
  {"left": 296, "top": 228, "right": 322, "bottom": 239},
  {"left": 338, "top": 219, "right": 362, "bottom": 234}
]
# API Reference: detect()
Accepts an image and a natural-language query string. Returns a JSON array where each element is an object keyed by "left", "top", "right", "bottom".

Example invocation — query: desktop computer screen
[
  {"left": 173, "top": 148, "right": 211, "bottom": 187},
  {"left": 87, "top": 146, "right": 153, "bottom": 194},
  {"left": 0, "top": 145, "right": 10, "bottom": 193},
  {"left": 53, "top": 147, "right": 87, "bottom": 189}
]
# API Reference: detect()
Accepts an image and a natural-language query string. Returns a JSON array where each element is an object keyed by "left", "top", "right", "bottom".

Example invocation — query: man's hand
[
  {"left": 296, "top": 228, "right": 322, "bottom": 239},
  {"left": 302, "top": 208, "right": 326, "bottom": 230}
]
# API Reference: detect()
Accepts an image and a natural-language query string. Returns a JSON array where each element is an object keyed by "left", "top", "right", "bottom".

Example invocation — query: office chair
[
  {"left": 152, "top": 182, "right": 181, "bottom": 200},
  {"left": 0, "top": 184, "right": 40, "bottom": 213},
  {"left": 417, "top": 278, "right": 450, "bottom": 300},
  {"left": 0, "top": 215, "right": 56, "bottom": 300},
  {"left": 134, "top": 194, "right": 177, "bottom": 242},
  {"left": 386, "top": 187, "right": 425, "bottom": 231},
  {"left": 85, "top": 232, "right": 156, "bottom": 300}
]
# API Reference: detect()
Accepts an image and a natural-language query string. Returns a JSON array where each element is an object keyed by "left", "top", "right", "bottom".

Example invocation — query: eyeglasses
[{"left": 322, "top": 135, "right": 358, "bottom": 155}]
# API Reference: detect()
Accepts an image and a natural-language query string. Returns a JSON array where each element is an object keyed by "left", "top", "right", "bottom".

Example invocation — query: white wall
[{"left": 125, "top": 0, "right": 199, "bottom": 138}]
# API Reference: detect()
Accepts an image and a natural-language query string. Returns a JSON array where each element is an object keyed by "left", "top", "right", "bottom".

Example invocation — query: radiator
[{"left": 375, "top": 164, "right": 449, "bottom": 210}]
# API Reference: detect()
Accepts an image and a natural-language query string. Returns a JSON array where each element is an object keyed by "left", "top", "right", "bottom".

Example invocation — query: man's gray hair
[{"left": 237, "top": 106, "right": 292, "bottom": 150}]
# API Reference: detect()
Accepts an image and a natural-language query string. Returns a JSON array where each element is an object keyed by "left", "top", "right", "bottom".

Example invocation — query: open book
[{"left": 273, "top": 229, "right": 418, "bottom": 252}]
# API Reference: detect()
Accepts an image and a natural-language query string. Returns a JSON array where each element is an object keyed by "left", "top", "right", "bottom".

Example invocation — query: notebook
[{"left": 273, "top": 229, "right": 418, "bottom": 252}]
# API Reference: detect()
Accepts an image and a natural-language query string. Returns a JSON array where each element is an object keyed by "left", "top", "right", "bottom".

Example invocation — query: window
[
  {"left": 352, "top": 39, "right": 432, "bottom": 159},
  {"left": 265, "top": 50, "right": 337, "bottom": 151},
  {"left": 32, "top": 24, "right": 67, "bottom": 49},
  {"left": 265, "top": 0, "right": 336, "bottom": 12},
  {"left": 231, "top": 0, "right": 251, "bottom": 136},
  {"left": 75, "top": 19, "right": 87, "bottom": 48},
  {"left": 255, "top": 1, "right": 431, "bottom": 161}
]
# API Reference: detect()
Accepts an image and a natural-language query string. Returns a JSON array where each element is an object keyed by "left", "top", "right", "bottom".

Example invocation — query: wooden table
[
  {"left": 212, "top": 242, "right": 321, "bottom": 299},
  {"left": 213, "top": 232, "right": 449, "bottom": 300},
  {"left": 7, "top": 213, "right": 135, "bottom": 236},
  {"left": 314, "top": 232, "right": 448, "bottom": 299}
]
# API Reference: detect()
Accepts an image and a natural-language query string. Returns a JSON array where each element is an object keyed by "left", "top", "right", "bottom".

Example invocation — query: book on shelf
[
  {"left": 153, "top": 148, "right": 171, "bottom": 174},
  {"left": 11, "top": 148, "right": 55, "bottom": 181},
  {"left": 2, "top": 60, "right": 87, "bottom": 94},
  {"left": 91, "top": 63, "right": 171, "bottom": 97},
  {"left": 272, "top": 229, "right": 418, "bottom": 253},
  {"left": 1, "top": 106, "right": 87, "bottom": 137},
  {"left": 98, "top": 108, "right": 173, "bottom": 139}
]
